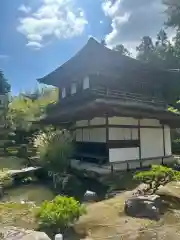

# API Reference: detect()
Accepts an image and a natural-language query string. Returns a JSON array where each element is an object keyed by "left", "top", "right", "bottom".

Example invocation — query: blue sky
[{"left": 0, "top": 0, "right": 171, "bottom": 95}]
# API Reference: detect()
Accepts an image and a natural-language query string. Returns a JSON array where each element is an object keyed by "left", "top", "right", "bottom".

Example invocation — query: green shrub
[
  {"left": 134, "top": 165, "right": 180, "bottom": 192},
  {"left": 33, "top": 129, "right": 73, "bottom": 173},
  {"left": 36, "top": 196, "right": 86, "bottom": 232}
]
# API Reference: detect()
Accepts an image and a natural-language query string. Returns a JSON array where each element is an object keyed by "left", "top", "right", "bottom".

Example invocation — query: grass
[
  {"left": 74, "top": 190, "right": 180, "bottom": 240},
  {"left": 0, "top": 202, "right": 38, "bottom": 230},
  {"left": 0, "top": 156, "right": 26, "bottom": 170},
  {"left": 1, "top": 188, "right": 180, "bottom": 239},
  {"left": 74, "top": 191, "right": 153, "bottom": 239}
]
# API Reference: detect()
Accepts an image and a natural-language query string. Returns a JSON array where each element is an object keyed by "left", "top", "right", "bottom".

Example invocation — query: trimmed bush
[
  {"left": 134, "top": 165, "right": 180, "bottom": 193},
  {"left": 36, "top": 196, "right": 86, "bottom": 233}
]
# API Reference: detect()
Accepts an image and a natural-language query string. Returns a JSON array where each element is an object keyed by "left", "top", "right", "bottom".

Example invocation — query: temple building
[{"left": 37, "top": 38, "right": 180, "bottom": 171}]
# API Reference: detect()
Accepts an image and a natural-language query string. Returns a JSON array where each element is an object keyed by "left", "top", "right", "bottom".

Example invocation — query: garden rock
[
  {"left": 156, "top": 181, "right": 180, "bottom": 200},
  {"left": 124, "top": 195, "right": 162, "bottom": 220},
  {"left": 21, "top": 232, "right": 50, "bottom": 240},
  {"left": 0, "top": 227, "right": 50, "bottom": 240}
]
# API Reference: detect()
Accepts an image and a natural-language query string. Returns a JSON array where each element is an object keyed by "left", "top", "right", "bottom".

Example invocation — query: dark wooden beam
[
  {"left": 107, "top": 140, "right": 140, "bottom": 149},
  {"left": 162, "top": 125, "right": 166, "bottom": 158},
  {"left": 138, "top": 119, "right": 142, "bottom": 167},
  {"left": 73, "top": 124, "right": 164, "bottom": 130}
]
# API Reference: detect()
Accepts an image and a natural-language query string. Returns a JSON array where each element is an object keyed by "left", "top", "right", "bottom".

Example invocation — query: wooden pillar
[
  {"left": 138, "top": 119, "right": 142, "bottom": 168},
  {"left": 105, "top": 114, "right": 109, "bottom": 143},
  {"left": 105, "top": 114, "right": 112, "bottom": 172},
  {"left": 162, "top": 125, "right": 166, "bottom": 164}
]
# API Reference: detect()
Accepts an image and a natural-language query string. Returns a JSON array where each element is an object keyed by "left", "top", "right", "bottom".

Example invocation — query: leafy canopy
[
  {"left": 7, "top": 87, "right": 58, "bottom": 130},
  {"left": 0, "top": 70, "right": 11, "bottom": 94}
]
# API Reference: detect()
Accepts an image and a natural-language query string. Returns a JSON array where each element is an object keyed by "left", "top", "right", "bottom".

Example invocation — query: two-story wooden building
[{"left": 37, "top": 38, "right": 180, "bottom": 171}]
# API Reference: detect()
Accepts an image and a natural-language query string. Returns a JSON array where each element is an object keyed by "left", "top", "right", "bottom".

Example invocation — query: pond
[{"left": 1, "top": 183, "right": 55, "bottom": 205}]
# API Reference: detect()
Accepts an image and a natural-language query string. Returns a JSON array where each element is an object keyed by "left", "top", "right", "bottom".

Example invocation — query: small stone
[{"left": 84, "top": 190, "right": 98, "bottom": 202}]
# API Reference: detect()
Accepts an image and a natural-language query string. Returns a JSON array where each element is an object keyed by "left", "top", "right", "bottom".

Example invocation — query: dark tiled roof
[{"left": 37, "top": 38, "right": 174, "bottom": 87}]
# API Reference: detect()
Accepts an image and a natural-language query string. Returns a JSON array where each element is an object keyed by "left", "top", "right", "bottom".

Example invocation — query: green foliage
[
  {"left": 36, "top": 195, "right": 86, "bottom": 232},
  {"left": 136, "top": 30, "right": 179, "bottom": 68},
  {"left": 135, "top": 29, "right": 180, "bottom": 107},
  {"left": 113, "top": 44, "right": 131, "bottom": 56},
  {"left": 0, "top": 70, "right": 11, "bottom": 94},
  {"left": 163, "top": 0, "right": 180, "bottom": 29},
  {"left": 168, "top": 106, "right": 179, "bottom": 114},
  {"left": 0, "top": 169, "right": 13, "bottom": 187},
  {"left": 33, "top": 129, "right": 74, "bottom": 173},
  {"left": 172, "top": 137, "right": 180, "bottom": 154},
  {"left": 134, "top": 165, "right": 180, "bottom": 191},
  {"left": 7, "top": 87, "right": 58, "bottom": 131},
  {"left": 136, "top": 36, "right": 155, "bottom": 62}
]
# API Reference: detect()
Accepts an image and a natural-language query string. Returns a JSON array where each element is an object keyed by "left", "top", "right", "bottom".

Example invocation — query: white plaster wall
[
  {"left": 83, "top": 76, "right": 90, "bottom": 89},
  {"left": 62, "top": 88, "right": 66, "bottom": 98},
  {"left": 90, "top": 117, "right": 106, "bottom": 125},
  {"left": 140, "top": 119, "right": 161, "bottom": 127},
  {"left": 89, "top": 128, "right": 106, "bottom": 142},
  {"left": 164, "top": 125, "right": 172, "bottom": 156},
  {"left": 71, "top": 83, "right": 76, "bottom": 95},
  {"left": 76, "top": 120, "right": 89, "bottom": 127},
  {"left": 132, "top": 128, "right": 139, "bottom": 140},
  {"left": 140, "top": 128, "right": 164, "bottom": 158},
  {"left": 109, "top": 128, "right": 138, "bottom": 140},
  {"left": 109, "top": 148, "right": 139, "bottom": 162},
  {"left": 82, "top": 129, "right": 90, "bottom": 142},
  {"left": 75, "top": 128, "right": 106, "bottom": 142},
  {"left": 76, "top": 129, "right": 83, "bottom": 141},
  {"left": 108, "top": 117, "right": 138, "bottom": 125}
]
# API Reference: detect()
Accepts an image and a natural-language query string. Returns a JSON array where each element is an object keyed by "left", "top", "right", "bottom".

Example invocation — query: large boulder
[
  {"left": 156, "top": 181, "right": 180, "bottom": 200},
  {"left": 0, "top": 227, "right": 50, "bottom": 240},
  {"left": 124, "top": 195, "right": 163, "bottom": 220},
  {"left": 22, "top": 232, "right": 50, "bottom": 240},
  {"left": 156, "top": 181, "right": 180, "bottom": 207}
]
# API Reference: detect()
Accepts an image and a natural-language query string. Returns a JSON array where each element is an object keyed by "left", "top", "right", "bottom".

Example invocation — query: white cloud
[
  {"left": 18, "top": 4, "right": 31, "bottom": 14},
  {"left": 102, "top": 0, "right": 174, "bottom": 55},
  {"left": 0, "top": 55, "right": 9, "bottom": 60},
  {"left": 26, "top": 41, "right": 43, "bottom": 50},
  {"left": 17, "top": 0, "right": 88, "bottom": 49},
  {"left": 100, "top": 20, "right": 103, "bottom": 24}
]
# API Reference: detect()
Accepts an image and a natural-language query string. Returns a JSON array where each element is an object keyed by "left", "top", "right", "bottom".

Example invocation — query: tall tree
[
  {"left": 136, "top": 36, "right": 155, "bottom": 62},
  {"left": 7, "top": 87, "right": 58, "bottom": 130},
  {"left": 155, "top": 29, "right": 168, "bottom": 47},
  {"left": 0, "top": 70, "right": 11, "bottom": 94},
  {"left": 163, "top": 0, "right": 180, "bottom": 29},
  {"left": 113, "top": 44, "right": 131, "bottom": 56},
  {"left": 135, "top": 30, "right": 180, "bottom": 69}
]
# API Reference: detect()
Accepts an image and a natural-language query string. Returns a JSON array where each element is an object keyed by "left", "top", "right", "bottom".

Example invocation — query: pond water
[{"left": 1, "top": 184, "right": 55, "bottom": 205}]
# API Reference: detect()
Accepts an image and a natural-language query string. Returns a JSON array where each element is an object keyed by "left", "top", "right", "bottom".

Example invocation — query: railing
[
  {"left": 91, "top": 87, "right": 166, "bottom": 108},
  {"left": 47, "top": 87, "right": 167, "bottom": 113}
]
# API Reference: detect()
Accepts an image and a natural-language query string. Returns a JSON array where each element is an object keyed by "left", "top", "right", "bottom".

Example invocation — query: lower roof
[{"left": 37, "top": 98, "right": 180, "bottom": 128}]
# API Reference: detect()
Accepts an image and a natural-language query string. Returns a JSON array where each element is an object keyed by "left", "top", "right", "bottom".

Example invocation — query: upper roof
[{"left": 37, "top": 37, "right": 179, "bottom": 88}]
